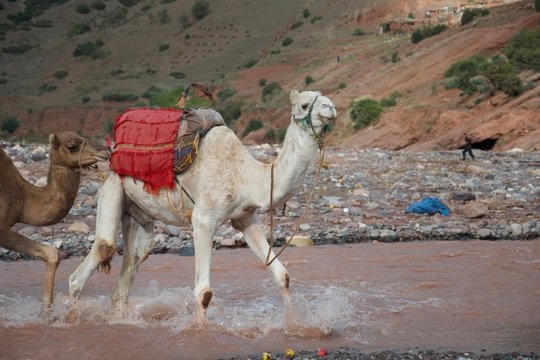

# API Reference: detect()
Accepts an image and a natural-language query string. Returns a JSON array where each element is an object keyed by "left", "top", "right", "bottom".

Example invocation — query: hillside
[{"left": 0, "top": 0, "right": 539, "bottom": 150}]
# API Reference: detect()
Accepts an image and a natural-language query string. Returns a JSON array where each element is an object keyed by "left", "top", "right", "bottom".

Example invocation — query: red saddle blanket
[
  {"left": 110, "top": 107, "right": 225, "bottom": 194},
  {"left": 110, "top": 108, "right": 182, "bottom": 194}
]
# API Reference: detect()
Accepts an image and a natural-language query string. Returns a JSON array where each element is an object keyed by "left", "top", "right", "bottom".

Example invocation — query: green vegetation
[
  {"left": 161, "top": 0, "right": 176, "bottom": 3},
  {"left": 1, "top": 117, "right": 20, "bottom": 134},
  {"left": 217, "top": 101, "right": 242, "bottom": 127},
  {"left": 444, "top": 55, "right": 523, "bottom": 97},
  {"left": 217, "top": 86, "right": 236, "bottom": 101},
  {"left": 31, "top": 20, "right": 53, "bottom": 28},
  {"left": 91, "top": 1, "right": 106, "bottom": 10},
  {"left": 179, "top": 13, "right": 191, "bottom": 28},
  {"left": 302, "top": 8, "right": 311, "bottom": 18},
  {"left": 380, "top": 91, "right": 401, "bottom": 107},
  {"left": 39, "top": 83, "right": 58, "bottom": 94},
  {"left": 503, "top": 28, "right": 540, "bottom": 72},
  {"left": 536, "top": 0, "right": 540, "bottom": 11},
  {"left": 100, "top": 8, "right": 128, "bottom": 27},
  {"left": 305, "top": 75, "right": 315, "bottom": 85},
  {"left": 391, "top": 51, "right": 400, "bottom": 63},
  {"left": 350, "top": 99, "right": 383, "bottom": 129},
  {"left": 338, "top": 82, "right": 346, "bottom": 89},
  {"left": 2, "top": 43, "right": 38, "bottom": 54},
  {"left": 191, "top": 0, "right": 209, "bottom": 20},
  {"left": 266, "top": 128, "right": 276, "bottom": 141},
  {"left": 258, "top": 78, "right": 267, "bottom": 86},
  {"left": 76, "top": 4, "right": 91, "bottom": 14},
  {"left": 158, "top": 9, "right": 170, "bottom": 24},
  {"left": 262, "top": 82, "right": 282, "bottom": 100},
  {"left": 169, "top": 71, "right": 186, "bottom": 79},
  {"left": 411, "top": 24, "right": 448, "bottom": 44},
  {"left": 54, "top": 70, "right": 68, "bottom": 79},
  {"left": 82, "top": 96, "right": 91, "bottom": 103},
  {"left": 353, "top": 28, "right": 364, "bottom": 36},
  {"left": 103, "top": 118, "right": 114, "bottom": 135},
  {"left": 461, "top": 8, "right": 489, "bottom": 26},
  {"left": 7, "top": 0, "right": 69, "bottom": 25},
  {"left": 103, "top": 93, "right": 139, "bottom": 102},
  {"left": 118, "top": 0, "right": 139, "bottom": 7},
  {"left": 282, "top": 36, "right": 293, "bottom": 46},
  {"left": 158, "top": 43, "right": 170, "bottom": 52},
  {"left": 242, "top": 118, "right": 263, "bottom": 137},
  {"left": 310, "top": 15, "right": 322, "bottom": 24},
  {"left": 243, "top": 59, "right": 258, "bottom": 68},
  {"left": 73, "top": 39, "right": 109, "bottom": 59},
  {"left": 68, "top": 23, "right": 91, "bottom": 37}
]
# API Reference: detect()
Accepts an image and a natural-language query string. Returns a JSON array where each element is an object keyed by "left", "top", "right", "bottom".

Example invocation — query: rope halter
[{"left": 292, "top": 95, "right": 334, "bottom": 149}]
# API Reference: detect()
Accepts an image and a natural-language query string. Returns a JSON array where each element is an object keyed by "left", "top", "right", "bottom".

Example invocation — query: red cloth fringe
[{"left": 110, "top": 108, "right": 183, "bottom": 194}]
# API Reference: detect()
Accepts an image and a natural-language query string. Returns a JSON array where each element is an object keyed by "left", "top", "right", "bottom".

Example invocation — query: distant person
[{"left": 462, "top": 133, "right": 475, "bottom": 160}]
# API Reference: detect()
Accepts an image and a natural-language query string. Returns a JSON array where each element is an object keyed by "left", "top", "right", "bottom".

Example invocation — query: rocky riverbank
[{"left": 1, "top": 140, "right": 539, "bottom": 261}]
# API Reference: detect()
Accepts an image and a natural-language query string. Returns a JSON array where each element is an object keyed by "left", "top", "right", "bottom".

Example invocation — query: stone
[
  {"left": 179, "top": 246, "right": 195, "bottom": 256},
  {"left": 287, "top": 235, "right": 314, "bottom": 247},
  {"left": 67, "top": 222, "right": 90, "bottom": 234},
  {"left": 461, "top": 202, "right": 488, "bottom": 219},
  {"left": 220, "top": 238, "right": 236, "bottom": 247},
  {"left": 477, "top": 228, "right": 492, "bottom": 239},
  {"left": 452, "top": 192, "right": 476, "bottom": 201}
]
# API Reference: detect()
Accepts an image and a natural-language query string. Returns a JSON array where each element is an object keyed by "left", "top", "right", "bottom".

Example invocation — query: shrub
[
  {"left": 461, "top": 8, "right": 489, "bottom": 25},
  {"left": 158, "top": 43, "right": 170, "bottom": 52},
  {"left": 38, "top": 82, "right": 58, "bottom": 94},
  {"left": 54, "top": 70, "right": 68, "bottom": 79},
  {"left": 266, "top": 128, "right": 276, "bottom": 141},
  {"left": 158, "top": 9, "right": 169, "bottom": 24},
  {"left": 148, "top": 86, "right": 183, "bottom": 107},
  {"left": 278, "top": 129, "right": 287, "bottom": 142},
  {"left": 350, "top": 99, "right": 383, "bottom": 129},
  {"left": 242, "top": 118, "right": 263, "bottom": 137},
  {"left": 81, "top": 96, "right": 90, "bottom": 103},
  {"left": 161, "top": 0, "right": 176, "bottom": 3},
  {"left": 100, "top": 8, "right": 128, "bottom": 27},
  {"left": 302, "top": 8, "right": 311, "bottom": 18},
  {"left": 102, "top": 93, "right": 139, "bottom": 102},
  {"left": 444, "top": 55, "right": 489, "bottom": 94},
  {"left": 2, "top": 43, "right": 38, "bottom": 54},
  {"left": 1, "top": 117, "right": 20, "bottom": 134},
  {"left": 76, "top": 4, "right": 91, "bottom": 14},
  {"left": 141, "top": 86, "right": 162, "bottom": 99},
  {"left": 118, "top": 0, "right": 139, "bottom": 7},
  {"left": 536, "top": 0, "right": 540, "bottom": 11},
  {"left": 31, "top": 20, "right": 53, "bottom": 28},
  {"left": 91, "top": 0, "right": 106, "bottom": 10},
  {"left": 304, "top": 75, "right": 315, "bottom": 85},
  {"left": 73, "top": 39, "right": 109, "bottom": 59},
  {"left": 191, "top": 0, "right": 209, "bottom": 20},
  {"left": 169, "top": 71, "right": 186, "bottom": 79},
  {"left": 483, "top": 60, "right": 522, "bottom": 96},
  {"left": 353, "top": 28, "right": 364, "bottom": 36},
  {"left": 262, "top": 82, "right": 282, "bottom": 99},
  {"left": 217, "top": 101, "right": 242, "bottom": 127},
  {"left": 217, "top": 86, "right": 236, "bottom": 101},
  {"left": 411, "top": 24, "right": 447, "bottom": 44},
  {"left": 310, "top": 15, "right": 322, "bottom": 24},
  {"left": 291, "top": 21, "right": 303, "bottom": 30},
  {"left": 179, "top": 13, "right": 190, "bottom": 28},
  {"left": 391, "top": 51, "right": 400, "bottom": 63},
  {"left": 338, "top": 82, "right": 346, "bottom": 89},
  {"left": 68, "top": 23, "right": 91, "bottom": 37},
  {"left": 380, "top": 97, "right": 396, "bottom": 107},
  {"left": 243, "top": 58, "right": 257, "bottom": 68},
  {"left": 282, "top": 36, "right": 293, "bottom": 46},
  {"left": 503, "top": 28, "right": 540, "bottom": 72},
  {"left": 258, "top": 78, "right": 267, "bottom": 86}
]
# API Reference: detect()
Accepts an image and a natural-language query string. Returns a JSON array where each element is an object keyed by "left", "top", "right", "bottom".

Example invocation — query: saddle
[{"left": 110, "top": 107, "right": 225, "bottom": 194}]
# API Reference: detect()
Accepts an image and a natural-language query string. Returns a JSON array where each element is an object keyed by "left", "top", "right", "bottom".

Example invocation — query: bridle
[{"left": 292, "top": 95, "right": 334, "bottom": 149}]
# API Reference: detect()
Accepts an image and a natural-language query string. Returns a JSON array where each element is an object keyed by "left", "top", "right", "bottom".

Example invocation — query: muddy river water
[{"left": 1, "top": 240, "right": 539, "bottom": 360}]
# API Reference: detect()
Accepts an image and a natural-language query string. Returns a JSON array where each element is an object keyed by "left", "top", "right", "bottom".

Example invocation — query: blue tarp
[{"left": 405, "top": 197, "right": 450, "bottom": 216}]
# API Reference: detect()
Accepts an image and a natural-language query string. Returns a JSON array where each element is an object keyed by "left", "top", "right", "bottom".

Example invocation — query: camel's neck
[
  {"left": 263, "top": 120, "right": 319, "bottom": 209},
  {"left": 20, "top": 164, "right": 81, "bottom": 226}
]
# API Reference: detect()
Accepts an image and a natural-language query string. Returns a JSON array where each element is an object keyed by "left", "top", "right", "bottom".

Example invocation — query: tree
[
  {"left": 349, "top": 99, "right": 383, "bottom": 129},
  {"left": 1, "top": 117, "right": 20, "bottom": 134},
  {"left": 191, "top": 0, "right": 209, "bottom": 20}
]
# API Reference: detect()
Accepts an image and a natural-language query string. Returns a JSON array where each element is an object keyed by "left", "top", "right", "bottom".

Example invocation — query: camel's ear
[
  {"left": 49, "top": 134, "right": 60, "bottom": 148},
  {"left": 290, "top": 89, "right": 299, "bottom": 104}
]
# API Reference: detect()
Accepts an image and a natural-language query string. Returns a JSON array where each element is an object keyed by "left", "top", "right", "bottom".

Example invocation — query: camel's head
[
  {"left": 48, "top": 131, "right": 110, "bottom": 170},
  {"left": 290, "top": 90, "right": 337, "bottom": 141}
]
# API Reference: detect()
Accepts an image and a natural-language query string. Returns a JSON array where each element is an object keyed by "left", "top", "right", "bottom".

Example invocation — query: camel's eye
[
  {"left": 67, "top": 144, "right": 79, "bottom": 152},
  {"left": 301, "top": 103, "right": 309, "bottom": 111}
]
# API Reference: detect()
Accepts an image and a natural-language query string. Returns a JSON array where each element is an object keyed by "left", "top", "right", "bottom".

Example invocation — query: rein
[{"left": 265, "top": 121, "right": 328, "bottom": 267}]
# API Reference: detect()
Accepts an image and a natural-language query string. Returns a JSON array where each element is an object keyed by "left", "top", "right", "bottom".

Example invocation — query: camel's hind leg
[
  {"left": 231, "top": 214, "right": 290, "bottom": 303},
  {"left": 0, "top": 228, "right": 60, "bottom": 308},
  {"left": 69, "top": 175, "right": 124, "bottom": 299},
  {"left": 111, "top": 213, "right": 154, "bottom": 309}
]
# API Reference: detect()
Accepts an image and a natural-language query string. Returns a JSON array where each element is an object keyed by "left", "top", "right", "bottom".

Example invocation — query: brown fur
[{"left": 0, "top": 132, "right": 109, "bottom": 308}]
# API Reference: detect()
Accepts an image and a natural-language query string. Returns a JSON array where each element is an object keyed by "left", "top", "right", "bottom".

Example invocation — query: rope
[
  {"left": 265, "top": 136, "right": 326, "bottom": 267},
  {"left": 77, "top": 137, "right": 88, "bottom": 171}
]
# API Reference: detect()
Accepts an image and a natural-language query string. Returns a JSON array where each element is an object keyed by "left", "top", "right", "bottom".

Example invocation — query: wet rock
[
  {"left": 67, "top": 222, "right": 90, "bottom": 235},
  {"left": 179, "top": 245, "right": 195, "bottom": 256},
  {"left": 453, "top": 192, "right": 476, "bottom": 201},
  {"left": 288, "top": 235, "right": 314, "bottom": 247}
]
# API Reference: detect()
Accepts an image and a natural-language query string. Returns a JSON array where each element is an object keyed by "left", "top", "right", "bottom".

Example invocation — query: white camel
[{"left": 68, "top": 90, "right": 337, "bottom": 323}]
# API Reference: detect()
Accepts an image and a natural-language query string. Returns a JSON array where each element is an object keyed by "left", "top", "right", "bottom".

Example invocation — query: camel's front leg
[
  {"left": 191, "top": 213, "right": 218, "bottom": 324},
  {"left": 0, "top": 229, "right": 59, "bottom": 310},
  {"left": 232, "top": 214, "right": 290, "bottom": 304},
  {"left": 69, "top": 175, "right": 124, "bottom": 299},
  {"left": 111, "top": 213, "right": 154, "bottom": 309}
]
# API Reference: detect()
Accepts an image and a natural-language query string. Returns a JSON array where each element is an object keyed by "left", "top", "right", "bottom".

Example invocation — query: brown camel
[{"left": 0, "top": 131, "right": 109, "bottom": 309}]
